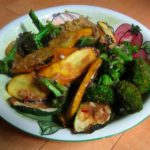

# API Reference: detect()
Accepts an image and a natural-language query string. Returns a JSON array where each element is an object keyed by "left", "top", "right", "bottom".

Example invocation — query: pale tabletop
[{"left": 0, "top": 0, "right": 150, "bottom": 150}]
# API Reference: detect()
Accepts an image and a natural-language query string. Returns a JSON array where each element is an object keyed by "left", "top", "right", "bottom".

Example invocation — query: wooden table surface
[{"left": 0, "top": 0, "right": 150, "bottom": 149}]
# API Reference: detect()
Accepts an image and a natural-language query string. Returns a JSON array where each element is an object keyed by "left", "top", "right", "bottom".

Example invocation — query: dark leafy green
[{"left": 0, "top": 46, "right": 17, "bottom": 74}]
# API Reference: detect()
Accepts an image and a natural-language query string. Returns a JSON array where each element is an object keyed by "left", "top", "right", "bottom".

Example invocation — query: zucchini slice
[
  {"left": 74, "top": 102, "right": 111, "bottom": 133},
  {"left": 9, "top": 98, "right": 58, "bottom": 116},
  {"left": 98, "top": 21, "right": 116, "bottom": 48}
]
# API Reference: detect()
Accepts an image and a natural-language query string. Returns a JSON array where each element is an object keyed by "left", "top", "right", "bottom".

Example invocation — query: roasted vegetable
[
  {"left": 74, "top": 102, "right": 111, "bottom": 133},
  {"left": 0, "top": 46, "right": 17, "bottom": 74},
  {"left": 75, "top": 36, "right": 96, "bottom": 48},
  {"left": 9, "top": 97, "right": 62, "bottom": 135},
  {"left": 66, "top": 58, "right": 102, "bottom": 120},
  {"left": 128, "top": 58, "right": 150, "bottom": 94},
  {"left": 49, "top": 28, "right": 93, "bottom": 48},
  {"left": 101, "top": 54, "right": 125, "bottom": 82},
  {"left": 97, "top": 21, "right": 116, "bottom": 50},
  {"left": 7, "top": 74, "right": 47, "bottom": 101},
  {"left": 39, "top": 47, "right": 97, "bottom": 85},
  {"left": 85, "top": 84, "right": 114, "bottom": 105},
  {"left": 100, "top": 42, "right": 139, "bottom": 82},
  {"left": 38, "top": 77, "right": 68, "bottom": 108},
  {"left": 17, "top": 23, "right": 61, "bottom": 57},
  {"left": 9, "top": 97, "right": 58, "bottom": 115},
  {"left": 17, "top": 10, "right": 61, "bottom": 56},
  {"left": 109, "top": 42, "right": 139, "bottom": 63},
  {"left": 29, "top": 9, "right": 45, "bottom": 31},
  {"left": 116, "top": 80, "right": 142, "bottom": 114},
  {"left": 11, "top": 47, "right": 77, "bottom": 74}
]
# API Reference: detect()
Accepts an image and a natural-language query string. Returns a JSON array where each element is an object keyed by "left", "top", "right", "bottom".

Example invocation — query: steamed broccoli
[
  {"left": 128, "top": 58, "right": 150, "bottom": 94},
  {"left": 116, "top": 80, "right": 142, "bottom": 114}
]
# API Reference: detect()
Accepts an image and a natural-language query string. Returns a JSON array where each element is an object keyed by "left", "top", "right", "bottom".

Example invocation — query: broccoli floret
[
  {"left": 109, "top": 42, "right": 139, "bottom": 63},
  {"left": 38, "top": 77, "right": 68, "bottom": 108},
  {"left": 17, "top": 32, "right": 37, "bottom": 56},
  {"left": 129, "top": 58, "right": 150, "bottom": 94},
  {"left": 75, "top": 36, "right": 96, "bottom": 48},
  {"left": 17, "top": 10, "right": 62, "bottom": 56},
  {"left": 98, "top": 74, "right": 113, "bottom": 86},
  {"left": 100, "top": 42, "right": 139, "bottom": 83},
  {"left": 85, "top": 84, "right": 115, "bottom": 105},
  {"left": 116, "top": 80, "right": 142, "bottom": 114},
  {"left": 101, "top": 55, "right": 125, "bottom": 82}
]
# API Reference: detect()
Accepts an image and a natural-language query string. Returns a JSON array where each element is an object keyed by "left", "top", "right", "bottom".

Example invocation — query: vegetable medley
[{"left": 1, "top": 10, "right": 150, "bottom": 135}]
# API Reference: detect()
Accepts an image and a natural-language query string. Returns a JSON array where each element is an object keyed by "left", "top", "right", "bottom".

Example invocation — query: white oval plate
[{"left": 0, "top": 5, "right": 150, "bottom": 142}]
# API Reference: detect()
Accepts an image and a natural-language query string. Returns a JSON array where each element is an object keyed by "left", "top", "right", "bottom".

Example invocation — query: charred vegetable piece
[
  {"left": 97, "top": 21, "right": 116, "bottom": 49},
  {"left": 49, "top": 28, "right": 93, "bottom": 48},
  {"left": 100, "top": 42, "right": 139, "bottom": 82},
  {"left": 39, "top": 47, "right": 97, "bottom": 85},
  {"left": 11, "top": 47, "right": 76, "bottom": 74},
  {"left": 66, "top": 58, "right": 102, "bottom": 120},
  {"left": 0, "top": 46, "right": 17, "bottom": 74},
  {"left": 7, "top": 74, "right": 47, "bottom": 101},
  {"left": 17, "top": 10, "right": 61, "bottom": 56},
  {"left": 116, "top": 80, "right": 142, "bottom": 114},
  {"left": 74, "top": 102, "right": 111, "bottom": 133},
  {"left": 11, "top": 47, "right": 53, "bottom": 73}
]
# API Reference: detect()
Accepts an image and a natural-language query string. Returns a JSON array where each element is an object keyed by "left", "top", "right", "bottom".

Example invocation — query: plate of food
[{"left": 0, "top": 5, "right": 150, "bottom": 142}]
